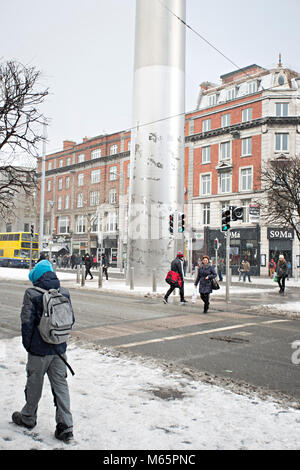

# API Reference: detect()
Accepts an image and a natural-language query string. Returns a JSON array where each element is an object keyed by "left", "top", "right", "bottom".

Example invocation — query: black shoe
[
  {"left": 181, "top": 299, "right": 188, "bottom": 304},
  {"left": 55, "top": 423, "right": 74, "bottom": 443},
  {"left": 12, "top": 411, "right": 36, "bottom": 430},
  {"left": 163, "top": 297, "right": 168, "bottom": 304}
]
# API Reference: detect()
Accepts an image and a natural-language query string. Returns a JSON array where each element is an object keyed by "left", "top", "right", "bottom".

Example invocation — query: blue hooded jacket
[{"left": 21, "top": 261, "right": 74, "bottom": 356}]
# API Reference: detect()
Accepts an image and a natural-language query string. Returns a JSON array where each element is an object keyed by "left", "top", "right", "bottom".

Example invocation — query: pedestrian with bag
[
  {"left": 276, "top": 254, "right": 288, "bottom": 294},
  {"left": 163, "top": 251, "right": 187, "bottom": 305},
  {"left": 11, "top": 259, "right": 75, "bottom": 443},
  {"left": 102, "top": 254, "right": 109, "bottom": 280},
  {"left": 268, "top": 259, "right": 276, "bottom": 279},
  {"left": 194, "top": 255, "right": 217, "bottom": 314},
  {"left": 243, "top": 260, "right": 251, "bottom": 282},
  {"left": 84, "top": 253, "right": 93, "bottom": 280}
]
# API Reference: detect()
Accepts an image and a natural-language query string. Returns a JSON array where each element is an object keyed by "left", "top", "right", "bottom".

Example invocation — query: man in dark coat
[
  {"left": 163, "top": 251, "right": 187, "bottom": 305},
  {"left": 276, "top": 254, "right": 288, "bottom": 294},
  {"left": 11, "top": 260, "right": 74, "bottom": 443},
  {"left": 102, "top": 254, "right": 109, "bottom": 280},
  {"left": 84, "top": 253, "right": 93, "bottom": 280},
  {"left": 194, "top": 255, "right": 217, "bottom": 313}
]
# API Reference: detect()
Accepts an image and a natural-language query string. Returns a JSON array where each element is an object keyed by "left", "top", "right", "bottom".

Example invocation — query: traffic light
[
  {"left": 231, "top": 206, "right": 244, "bottom": 221},
  {"left": 221, "top": 209, "right": 231, "bottom": 231},
  {"left": 30, "top": 224, "right": 34, "bottom": 238},
  {"left": 178, "top": 213, "right": 185, "bottom": 233},
  {"left": 169, "top": 214, "right": 174, "bottom": 234},
  {"left": 214, "top": 238, "right": 219, "bottom": 250}
]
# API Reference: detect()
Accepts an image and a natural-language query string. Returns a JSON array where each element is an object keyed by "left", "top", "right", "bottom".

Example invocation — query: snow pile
[{"left": 0, "top": 337, "right": 299, "bottom": 450}]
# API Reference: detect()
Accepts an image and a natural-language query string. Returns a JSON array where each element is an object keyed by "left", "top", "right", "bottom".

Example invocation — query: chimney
[{"left": 63, "top": 140, "right": 76, "bottom": 150}]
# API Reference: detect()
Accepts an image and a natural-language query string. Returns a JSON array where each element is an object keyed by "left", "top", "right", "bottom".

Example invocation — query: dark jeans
[
  {"left": 277, "top": 276, "right": 286, "bottom": 292},
  {"left": 165, "top": 282, "right": 185, "bottom": 302},
  {"left": 200, "top": 293, "right": 210, "bottom": 311},
  {"left": 85, "top": 267, "right": 93, "bottom": 279},
  {"left": 102, "top": 267, "right": 108, "bottom": 280}
]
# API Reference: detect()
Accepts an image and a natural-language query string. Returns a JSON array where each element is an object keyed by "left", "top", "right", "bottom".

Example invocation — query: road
[{"left": 1, "top": 280, "right": 300, "bottom": 401}]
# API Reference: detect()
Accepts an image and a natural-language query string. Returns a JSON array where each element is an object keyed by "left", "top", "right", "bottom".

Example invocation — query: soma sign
[{"left": 267, "top": 228, "right": 294, "bottom": 240}]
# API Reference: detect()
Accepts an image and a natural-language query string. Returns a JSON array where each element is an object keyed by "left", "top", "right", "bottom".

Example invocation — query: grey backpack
[{"left": 33, "top": 287, "right": 73, "bottom": 345}]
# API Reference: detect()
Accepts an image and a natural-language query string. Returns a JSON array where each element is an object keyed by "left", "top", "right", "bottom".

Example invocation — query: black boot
[{"left": 55, "top": 423, "right": 74, "bottom": 443}]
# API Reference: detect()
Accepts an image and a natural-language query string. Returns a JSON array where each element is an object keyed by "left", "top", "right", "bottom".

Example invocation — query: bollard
[
  {"left": 152, "top": 268, "right": 157, "bottom": 293},
  {"left": 76, "top": 265, "right": 80, "bottom": 284},
  {"left": 81, "top": 265, "right": 86, "bottom": 287},
  {"left": 98, "top": 264, "right": 103, "bottom": 288},
  {"left": 130, "top": 267, "right": 134, "bottom": 291}
]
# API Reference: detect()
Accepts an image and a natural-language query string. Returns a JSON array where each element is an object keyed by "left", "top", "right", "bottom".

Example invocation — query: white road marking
[{"left": 117, "top": 319, "right": 290, "bottom": 349}]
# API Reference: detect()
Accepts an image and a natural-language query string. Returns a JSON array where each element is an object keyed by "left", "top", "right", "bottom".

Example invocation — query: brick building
[{"left": 35, "top": 59, "right": 300, "bottom": 275}]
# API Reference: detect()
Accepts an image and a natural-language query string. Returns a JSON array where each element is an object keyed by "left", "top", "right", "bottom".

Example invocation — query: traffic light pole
[{"left": 226, "top": 228, "right": 230, "bottom": 303}]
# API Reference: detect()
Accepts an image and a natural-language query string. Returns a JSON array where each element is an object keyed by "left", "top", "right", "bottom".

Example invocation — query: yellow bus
[{"left": 0, "top": 232, "right": 39, "bottom": 268}]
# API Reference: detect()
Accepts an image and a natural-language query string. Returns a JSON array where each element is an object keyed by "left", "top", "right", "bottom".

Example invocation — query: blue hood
[{"left": 28, "top": 260, "right": 54, "bottom": 284}]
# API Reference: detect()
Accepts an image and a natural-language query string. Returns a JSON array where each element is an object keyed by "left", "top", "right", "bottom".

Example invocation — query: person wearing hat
[
  {"left": 276, "top": 254, "right": 288, "bottom": 294},
  {"left": 11, "top": 259, "right": 74, "bottom": 443},
  {"left": 194, "top": 255, "right": 217, "bottom": 313},
  {"left": 163, "top": 251, "right": 187, "bottom": 305}
]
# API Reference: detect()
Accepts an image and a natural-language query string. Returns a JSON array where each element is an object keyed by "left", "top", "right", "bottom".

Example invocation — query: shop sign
[
  {"left": 267, "top": 228, "right": 294, "bottom": 240},
  {"left": 249, "top": 203, "right": 260, "bottom": 223}
]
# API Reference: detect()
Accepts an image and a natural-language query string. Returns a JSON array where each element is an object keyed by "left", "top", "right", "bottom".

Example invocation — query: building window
[
  {"left": 110, "top": 145, "right": 118, "bottom": 155},
  {"left": 78, "top": 173, "right": 84, "bottom": 186},
  {"left": 57, "top": 196, "right": 62, "bottom": 210},
  {"left": 275, "top": 133, "right": 288, "bottom": 151},
  {"left": 219, "top": 172, "right": 231, "bottom": 193},
  {"left": 241, "top": 137, "right": 252, "bottom": 157},
  {"left": 91, "top": 169, "right": 101, "bottom": 184},
  {"left": 76, "top": 215, "right": 86, "bottom": 233},
  {"left": 227, "top": 88, "right": 235, "bottom": 101},
  {"left": 109, "top": 188, "right": 117, "bottom": 204},
  {"left": 24, "top": 223, "right": 29, "bottom": 232},
  {"left": 202, "top": 119, "right": 211, "bottom": 132},
  {"left": 66, "top": 157, "right": 71, "bottom": 166},
  {"left": 90, "top": 191, "right": 100, "bottom": 206},
  {"left": 65, "top": 176, "right": 70, "bottom": 189},
  {"left": 91, "top": 149, "right": 102, "bottom": 160},
  {"left": 220, "top": 141, "right": 231, "bottom": 161},
  {"left": 208, "top": 95, "right": 217, "bottom": 106},
  {"left": 242, "top": 200, "right": 251, "bottom": 223},
  {"left": 106, "top": 212, "right": 117, "bottom": 232},
  {"left": 202, "top": 203, "right": 210, "bottom": 225},
  {"left": 276, "top": 103, "right": 289, "bottom": 117},
  {"left": 240, "top": 167, "right": 253, "bottom": 191},
  {"left": 59, "top": 159, "right": 64, "bottom": 168},
  {"left": 91, "top": 215, "right": 102, "bottom": 233},
  {"left": 58, "top": 216, "right": 69, "bottom": 234},
  {"left": 78, "top": 154, "right": 85, "bottom": 163},
  {"left": 77, "top": 193, "right": 83, "bottom": 208},
  {"left": 242, "top": 108, "right": 252, "bottom": 122},
  {"left": 58, "top": 178, "right": 63, "bottom": 190},
  {"left": 128, "top": 141, "right": 131, "bottom": 151},
  {"left": 248, "top": 81, "right": 257, "bottom": 94},
  {"left": 47, "top": 180, "right": 51, "bottom": 192},
  {"left": 48, "top": 161, "right": 52, "bottom": 171},
  {"left": 200, "top": 174, "right": 211, "bottom": 196},
  {"left": 127, "top": 163, "right": 131, "bottom": 178},
  {"left": 221, "top": 113, "right": 231, "bottom": 128},
  {"left": 202, "top": 146, "right": 211, "bottom": 164},
  {"left": 109, "top": 166, "right": 117, "bottom": 181},
  {"left": 65, "top": 195, "right": 69, "bottom": 210}
]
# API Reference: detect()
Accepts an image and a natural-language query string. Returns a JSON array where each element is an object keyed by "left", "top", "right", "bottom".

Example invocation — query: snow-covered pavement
[{"left": 1, "top": 336, "right": 300, "bottom": 450}]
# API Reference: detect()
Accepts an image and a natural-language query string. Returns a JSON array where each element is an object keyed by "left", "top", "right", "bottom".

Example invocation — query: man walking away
[
  {"left": 268, "top": 259, "right": 276, "bottom": 279},
  {"left": 163, "top": 251, "right": 187, "bottom": 305},
  {"left": 102, "top": 254, "right": 109, "bottom": 280},
  {"left": 11, "top": 260, "right": 74, "bottom": 443},
  {"left": 276, "top": 254, "right": 288, "bottom": 294}
]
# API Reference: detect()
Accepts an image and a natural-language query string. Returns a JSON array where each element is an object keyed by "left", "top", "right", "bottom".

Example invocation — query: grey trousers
[{"left": 21, "top": 353, "right": 73, "bottom": 429}]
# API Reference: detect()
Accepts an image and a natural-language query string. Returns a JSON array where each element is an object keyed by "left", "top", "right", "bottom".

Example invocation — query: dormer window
[
  {"left": 227, "top": 88, "right": 236, "bottom": 101},
  {"left": 248, "top": 81, "right": 257, "bottom": 94},
  {"left": 208, "top": 94, "right": 217, "bottom": 106}
]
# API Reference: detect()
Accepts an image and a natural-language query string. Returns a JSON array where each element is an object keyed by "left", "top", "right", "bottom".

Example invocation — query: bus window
[
  {"left": 13, "top": 234, "right": 20, "bottom": 241},
  {"left": 21, "top": 234, "right": 31, "bottom": 241},
  {"left": 8, "top": 234, "right": 14, "bottom": 240},
  {"left": 0, "top": 250, "right": 3, "bottom": 257},
  {"left": 20, "top": 249, "right": 30, "bottom": 258},
  {"left": 33, "top": 252, "right": 39, "bottom": 259},
  {"left": 14, "top": 250, "right": 20, "bottom": 257},
  {"left": 3, "top": 235, "right": 8, "bottom": 241}
]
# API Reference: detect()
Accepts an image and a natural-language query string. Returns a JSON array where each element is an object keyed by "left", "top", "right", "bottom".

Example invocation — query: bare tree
[
  {"left": 260, "top": 155, "right": 300, "bottom": 241},
  {"left": 0, "top": 60, "right": 48, "bottom": 217}
]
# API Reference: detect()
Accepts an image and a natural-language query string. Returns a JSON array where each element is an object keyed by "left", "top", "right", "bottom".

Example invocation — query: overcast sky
[{"left": 1, "top": 0, "right": 299, "bottom": 156}]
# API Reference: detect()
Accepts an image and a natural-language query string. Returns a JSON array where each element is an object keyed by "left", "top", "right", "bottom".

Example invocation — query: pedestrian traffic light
[
  {"left": 178, "top": 213, "right": 185, "bottom": 233},
  {"left": 30, "top": 224, "right": 34, "bottom": 238},
  {"left": 231, "top": 206, "right": 244, "bottom": 221},
  {"left": 169, "top": 214, "right": 174, "bottom": 234},
  {"left": 221, "top": 209, "right": 231, "bottom": 231},
  {"left": 214, "top": 238, "right": 219, "bottom": 250}
]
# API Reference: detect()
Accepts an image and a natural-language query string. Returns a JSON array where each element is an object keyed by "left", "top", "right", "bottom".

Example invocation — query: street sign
[{"left": 249, "top": 203, "right": 260, "bottom": 223}]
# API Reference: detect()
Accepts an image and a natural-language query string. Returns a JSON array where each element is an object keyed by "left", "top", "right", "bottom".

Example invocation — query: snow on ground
[{"left": 1, "top": 336, "right": 300, "bottom": 451}]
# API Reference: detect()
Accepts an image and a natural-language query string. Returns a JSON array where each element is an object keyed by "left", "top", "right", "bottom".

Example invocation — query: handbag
[
  {"left": 165, "top": 271, "right": 182, "bottom": 288},
  {"left": 273, "top": 274, "right": 278, "bottom": 282},
  {"left": 211, "top": 278, "right": 220, "bottom": 290}
]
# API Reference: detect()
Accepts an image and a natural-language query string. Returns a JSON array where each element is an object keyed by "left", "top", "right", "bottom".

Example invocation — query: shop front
[
  {"left": 268, "top": 227, "right": 294, "bottom": 275},
  {"left": 206, "top": 226, "right": 261, "bottom": 276}
]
